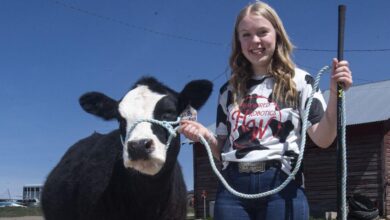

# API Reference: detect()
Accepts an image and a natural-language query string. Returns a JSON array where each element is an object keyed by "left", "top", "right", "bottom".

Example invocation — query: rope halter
[{"left": 120, "top": 117, "right": 181, "bottom": 149}]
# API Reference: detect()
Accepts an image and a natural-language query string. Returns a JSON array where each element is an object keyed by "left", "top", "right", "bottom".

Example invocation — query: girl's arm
[{"left": 308, "top": 59, "right": 353, "bottom": 148}]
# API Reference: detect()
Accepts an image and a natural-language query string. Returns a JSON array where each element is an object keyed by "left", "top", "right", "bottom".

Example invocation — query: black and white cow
[{"left": 41, "top": 77, "right": 212, "bottom": 220}]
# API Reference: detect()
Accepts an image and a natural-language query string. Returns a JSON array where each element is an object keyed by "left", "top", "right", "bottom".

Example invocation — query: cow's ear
[
  {"left": 79, "top": 92, "right": 118, "bottom": 120},
  {"left": 178, "top": 80, "right": 213, "bottom": 112}
]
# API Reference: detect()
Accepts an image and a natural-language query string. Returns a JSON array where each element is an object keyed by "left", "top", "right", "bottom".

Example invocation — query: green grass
[{"left": 0, "top": 207, "right": 42, "bottom": 217}]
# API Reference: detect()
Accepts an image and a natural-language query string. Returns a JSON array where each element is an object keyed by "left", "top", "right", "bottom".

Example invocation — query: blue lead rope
[{"left": 340, "top": 83, "right": 348, "bottom": 220}]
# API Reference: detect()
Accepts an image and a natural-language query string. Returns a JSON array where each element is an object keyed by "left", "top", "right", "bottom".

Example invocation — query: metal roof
[{"left": 323, "top": 79, "right": 390, "bottom": 125}]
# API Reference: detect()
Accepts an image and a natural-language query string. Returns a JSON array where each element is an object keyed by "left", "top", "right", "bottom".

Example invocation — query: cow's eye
[{"left": 161, "top": 112, "right": 175, "bottom": 121}]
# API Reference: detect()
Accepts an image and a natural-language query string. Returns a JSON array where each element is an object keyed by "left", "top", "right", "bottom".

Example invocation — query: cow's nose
[{"left": 127, "top": 139, "right": 154, "bottom": 160}]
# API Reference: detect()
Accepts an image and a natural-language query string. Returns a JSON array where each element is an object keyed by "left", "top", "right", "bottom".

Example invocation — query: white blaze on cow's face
[{"left": 118, "top": 85, "right": 167, "bottom": 175}]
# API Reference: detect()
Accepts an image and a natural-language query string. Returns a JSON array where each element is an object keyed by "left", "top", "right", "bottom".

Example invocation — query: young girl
[{"left": 180, "top": 2, "right": 352, "bottom": 219}]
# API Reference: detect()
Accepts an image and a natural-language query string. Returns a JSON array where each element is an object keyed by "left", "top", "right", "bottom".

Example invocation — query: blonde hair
[{"left": 229, "top": 1, "right": 298, "bottom": 107}]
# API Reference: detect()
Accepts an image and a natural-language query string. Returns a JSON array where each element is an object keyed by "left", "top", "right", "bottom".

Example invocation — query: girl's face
[{"left": 237, "top": 14, "right": 276, "bottom": 74}]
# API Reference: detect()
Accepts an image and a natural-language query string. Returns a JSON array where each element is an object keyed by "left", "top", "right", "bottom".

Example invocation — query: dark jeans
[{"left": 214, "top": 163, "right": 309, "bottom": 220}]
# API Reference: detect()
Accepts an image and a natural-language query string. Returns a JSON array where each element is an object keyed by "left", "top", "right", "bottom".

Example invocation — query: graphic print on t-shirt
[{"left": 231, "top": 94, "right": 292, "bottom": 153}]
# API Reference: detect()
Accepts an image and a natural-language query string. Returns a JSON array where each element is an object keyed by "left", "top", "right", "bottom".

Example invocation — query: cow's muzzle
[{"left": 127, "top": 139, "right": 155, "bottom": 160}]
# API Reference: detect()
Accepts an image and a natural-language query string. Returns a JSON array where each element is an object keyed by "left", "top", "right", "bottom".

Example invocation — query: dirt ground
[{"left": 0, "top": 217, "right": 43, "bottom": 220}]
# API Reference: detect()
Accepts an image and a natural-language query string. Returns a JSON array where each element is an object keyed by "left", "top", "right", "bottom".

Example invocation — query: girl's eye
[
  {"left": 257, "top": 30, "right": 268, "bottom": 37},
  {"left": 242, "top": 33, "right": 250, "bottom": 38}
]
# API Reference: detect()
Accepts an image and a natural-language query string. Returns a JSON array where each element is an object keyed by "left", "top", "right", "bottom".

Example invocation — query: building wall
[
  {"left": 23, "top": 185, "right": 43, "bottom": 201},
  {"left": 193, "top": 142, "right": 221, "bottom": 219},
  {"left": 384, "top": 121, "right": 390, "bottom": 218},
  {"left": 305, "top": 121, "right": 385, "bottom": 217}
]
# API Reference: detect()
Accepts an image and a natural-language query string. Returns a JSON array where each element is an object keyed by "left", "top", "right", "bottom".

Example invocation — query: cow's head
[{"left": 79, "top": 77, "right": 212, "bottom": 176}]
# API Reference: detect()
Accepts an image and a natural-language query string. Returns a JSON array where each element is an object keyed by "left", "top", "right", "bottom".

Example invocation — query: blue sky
[{"left": 1, "top": 0, "right": 389, "bottom": 198}]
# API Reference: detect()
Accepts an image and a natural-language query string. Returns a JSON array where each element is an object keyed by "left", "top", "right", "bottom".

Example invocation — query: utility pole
[
  {"left": 201, "top": 190, "right": 207, "bottom": 219},
  {"left": 7, "top": 189, "right": 11, "bottom": 200}
]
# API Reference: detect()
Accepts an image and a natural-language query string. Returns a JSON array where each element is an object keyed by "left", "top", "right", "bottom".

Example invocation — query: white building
[{"left": 23, "top": 184, "right": 43, "bottom": 201}]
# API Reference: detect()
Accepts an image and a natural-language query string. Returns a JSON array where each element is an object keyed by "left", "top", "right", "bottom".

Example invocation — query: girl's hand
[
  {"left": 331, "top": 58, "right": 353, "bottom": 92},
  {"left": 178, "top": 120, "right": 210, "bottom": 143}
]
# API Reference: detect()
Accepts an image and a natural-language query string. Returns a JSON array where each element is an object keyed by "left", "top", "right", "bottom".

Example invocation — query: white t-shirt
[{"left": 215, "top": 68, "right": 327, "bottom": 174}]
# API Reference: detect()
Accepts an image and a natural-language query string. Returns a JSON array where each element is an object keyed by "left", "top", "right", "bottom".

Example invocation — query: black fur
[
  {"left": 135, "top": 77, "right": 178, "bottom": 96},
  {"left": 178, "top": 80, "right": 213, "bottom": 113},
  {"left": 79, "top": 92, "right": 118, "bottom": 120},
  {"left": 152, "top": 95, "right": 179, "bottom": 145},
  {"left": 42, "top": 77, "right": 213, "bottom": 220}
]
